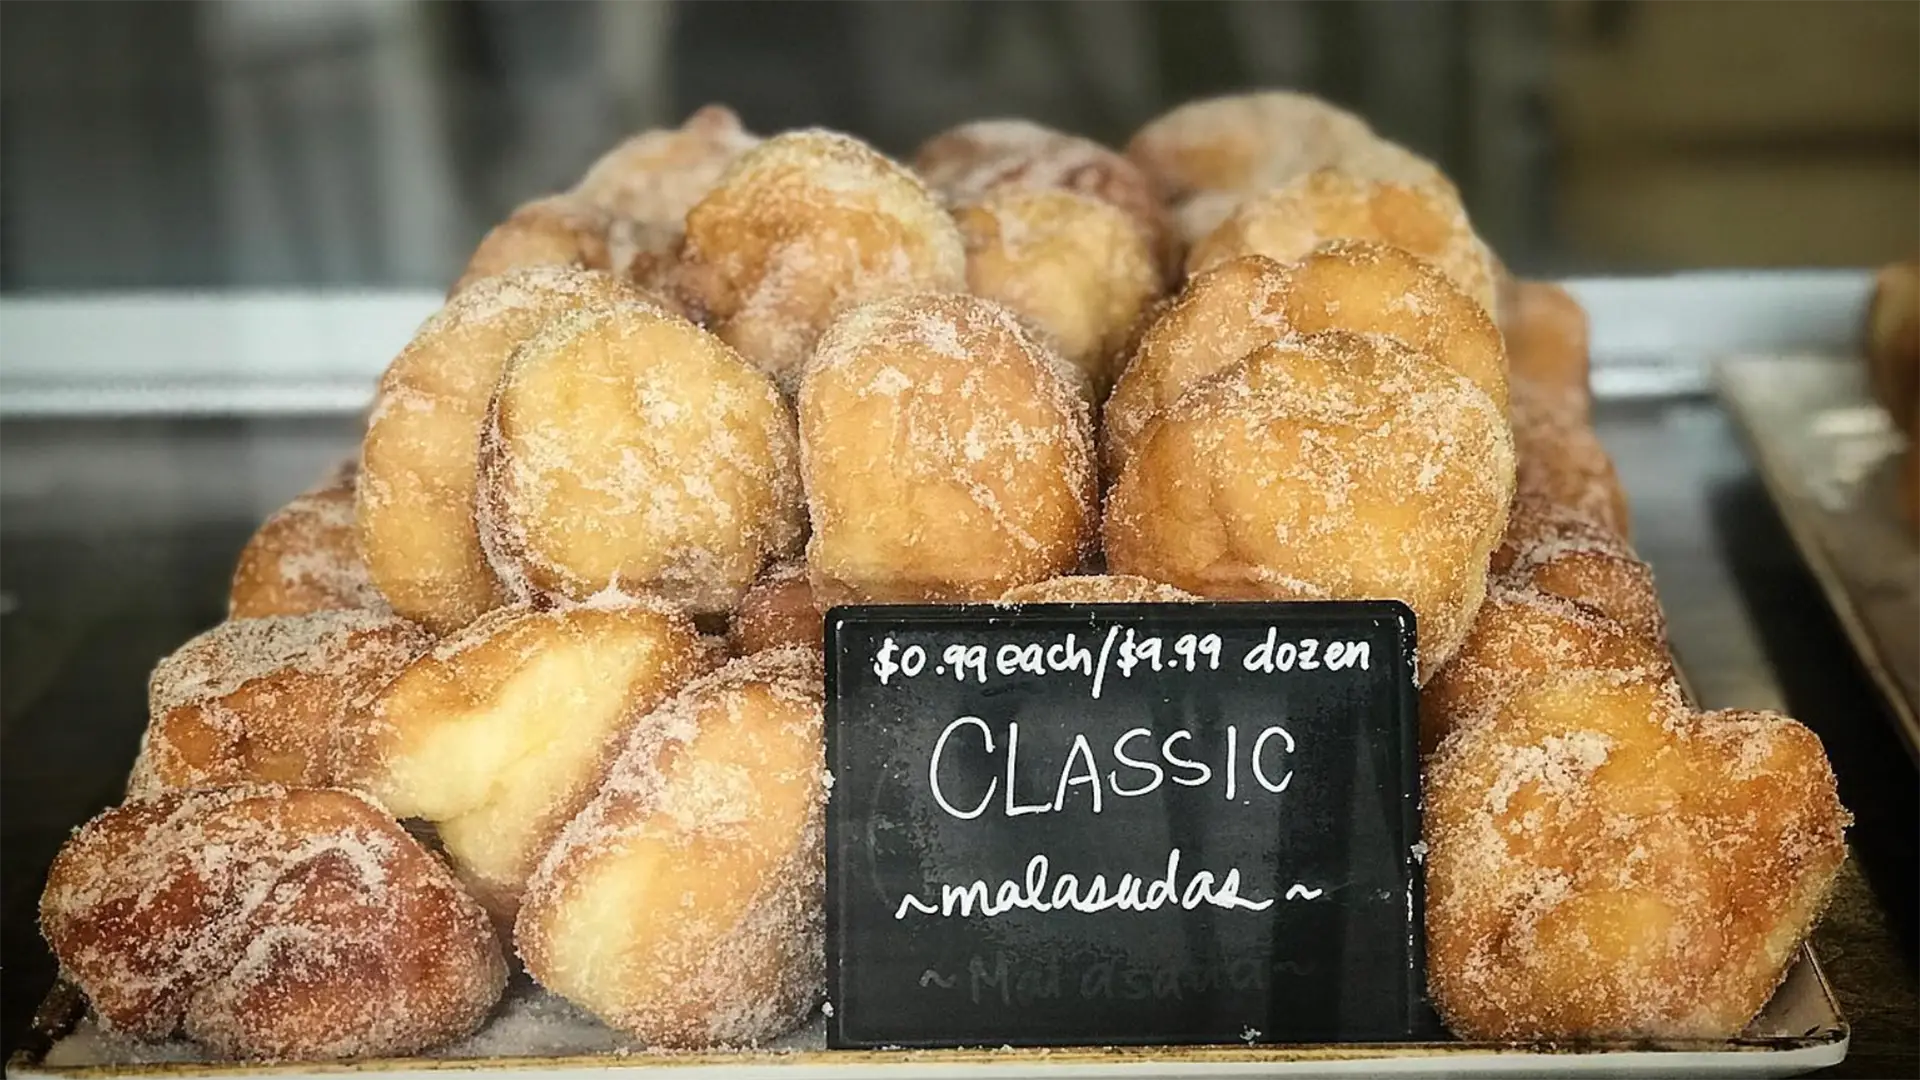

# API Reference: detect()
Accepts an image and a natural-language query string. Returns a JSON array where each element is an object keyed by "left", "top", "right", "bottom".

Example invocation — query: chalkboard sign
[{"left": 824, "top": 601, "right": 1430, "bottom": 1050}]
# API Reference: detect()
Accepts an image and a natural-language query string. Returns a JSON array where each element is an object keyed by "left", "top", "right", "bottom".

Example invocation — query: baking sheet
[
  {"left": 9, "top": 658, "right": 1853, "bottom": 1078},
  {"left": 8, "top": 944, "right": 1847, "bottom": 1079},
  {"left": 1714, "top": 354, "right": 1920, "bottom": 763}
]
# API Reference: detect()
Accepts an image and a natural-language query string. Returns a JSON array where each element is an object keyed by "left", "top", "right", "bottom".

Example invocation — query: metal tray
[
  {"left": 1715, "top": 353, "right": 1920, "bottom": 763},
  {"left": 6, "top": 945, "right": 1847, "bottom": 1079}
]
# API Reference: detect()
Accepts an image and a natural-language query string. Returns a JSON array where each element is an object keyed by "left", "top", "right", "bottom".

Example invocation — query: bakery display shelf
[
  {"left": 9, "top": 273, "right": 1877, "bottom": 1079},
  {"left": 1714, "top": 354, "right": 1920, "bottom": 764}
]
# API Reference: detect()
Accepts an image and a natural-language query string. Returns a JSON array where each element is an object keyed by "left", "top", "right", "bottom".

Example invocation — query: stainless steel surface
[
  {"left": 6, "top": 953, "right": 1851, "bottom": 1077},
  {"left": 1604, "top": 402, "right": 1788, "bottom": 710},
  {"left": 1714, "top": 355, "right": 1919, "bottom": 762}
]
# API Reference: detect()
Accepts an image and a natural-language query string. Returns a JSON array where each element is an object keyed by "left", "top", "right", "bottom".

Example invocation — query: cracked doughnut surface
[
  {"left": 914, "top": 118, "right": 1177, "bottom": 277},
  {"left": 40, "top": 785, "right": 505, "bottom": 1061},
  {"left": 1426, "top": 694, "right": 1848, "bottom": 1040},
  {"left": 336, "top": 596, "right": 712, "bottom": 919},
  {"left": 674, "top": 130, "right": 966, "bottom": 388},
  {"left": 516, "top": 647, "right": 827, "bottom": 1048},
  {"left": 131, "top": 611, "right": 432, "bottom": 795},
  {"left": 1103, "top": 242, "right": 1505, "bottom": 478}
]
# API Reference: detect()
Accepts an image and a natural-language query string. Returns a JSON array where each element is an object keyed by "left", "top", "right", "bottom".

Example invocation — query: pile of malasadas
[{"left": 40, "top": 91, "right": 1850, "bottom": 1062}]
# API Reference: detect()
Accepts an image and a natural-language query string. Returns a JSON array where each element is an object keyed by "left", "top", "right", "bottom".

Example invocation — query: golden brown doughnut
[
  {"left": 1103, "top": 243, "right": 1507, "bottom": 477},
  {"left": 1000, "top": 575, "right": 1199, "bottom": 604},
  {"left": 1420, "top": 584, "right": 1680, "bottom": 756},
  {"left": 1503, "top": 280, "right": 1592, "bottom": 404},
  {"left": 1866, "top": 260, "right": 1919, "bottom": 437},
  {"left": 674, "top": 130, "right": 967, "bottom": 388},
  {"left": 229, "top": 461, "right": 386, "bottom": 619},
  {"left": 1124, "top": 91, "right": 1453, "bottom": 244},
  {"left": 798, "top": 293, "right": 1097, "bottom": 604},
  {"left": 476, "top": 300, "right": 803, "bottom": 615},
  {"left": 517, "top": 647, "right": 827, "bottom": 1048},
  {"left": 1187, "top": 170, "right": 1499, "bottom": 315},
  {"left": 1494, "top": 494, "right": 1666, "bottom": 647},
  {"left": 729, "top": 560, "right": 823, "bottom": 657},
  {"left": 1276, "top": 240, "right": 1505, "bottom": 408},
  {"left": 40, "top": 785, "right": 505, "bottom": 1060},
  {"left": 913, "top": 118, "right": 1178, "bottom": 277},
  {"left": 1426, "top": 697, "right": 1849, "bottom": 1040},
  {"left": 1104, "top": 330, "right": 1514, "bottom": 680},
  {"left": 1101, "top": 255, "right": 1293, "bottom": 476},
  {"left": 450, "top": 194, "right": 614, "bottom": 297},
  {"left": 954, "top": 188, "right": 1162, "bottom": 397},
  {"left": 574, "top": 104, "right": 761, "bottom": 231},
  {"left": 1124, "top": 91, "right": 1377, "bottom": 203},
  {"left": 130, "top": 611, "right": 432, "bottom": 795},
  {"left": 337, "top": 597, "right": 711, "bottom": 917},
  {"left": 1511, "top": 377, "right": 1632, "bottom": 537},
  {"left": 358, "top": 266, "right": 653, "bottom": 634}
]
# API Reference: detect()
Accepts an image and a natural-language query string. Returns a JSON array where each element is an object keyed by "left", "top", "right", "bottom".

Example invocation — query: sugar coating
[
  {"left": 1173, "top": 143, "right": 1450, "bottom": 245},
  {"left": 1125, "top": 91, "right": 1380, "bottom": 201},
  {"left": 450, "top": 195, "right": 617, "bottom": 298},
  {"left": 1103, "top": 329, "right": 1514, "bottom": 681},
  {"left": 39, "top": 785, "right": 505, "bottom": 1060},
  {"left": 798, "top": 293, "right": 1097, "bottom": 604},
  {"left": 475, "top": 301, "right": 804, "bottom": 615},
  {"left": 1187, "top": 170, "right": 1500, "bottom": 316},
  {"left": 132, "top": 611, "right": 432, "bottom": 795},
  {"left": 1103, "top": 242, "right": 1506, "bottom": 480},
  {"left": 1495, "top": 494, "right": 1666, "bottom": 646},
  {"left": 998, "top": 574, "right": 1199, "bottom": 604},
  {"left": 954, "top": 188, "right": 1163, "bottom": 398},
  {"left": 913, "top": 118, "right": 1176, "bottom": 277},
  {"left": 1102, "top": 255, "right": 1293, "bottom": 476},
  {"left": 1123, "top": 91, "right": 1452, "bottom": 244},
  {"left": 1420, "top": 582, "right": 1681, "bottom": 756},
  {"left": 358, "top": 265, "right": 660, "bottom": 633},
  {"left": 517, "top": 647, "right": 828, "bottom": 1048},
  {"left": 336, "top": 596, "right": 712, "bottom": 921},
  {"left": 229, "top": 461, "right": 388, "bottom": 619},
  {"left": 1502, "top": 280, "right": 1592, "bottom": 401},
  {"left": 1426, "top": 689, "right": 1850, "bottom": 1040},
  {"left": 574, "top": 105, "right": 761, "bottom": 231},
  {"left": 674, "top": 130, "right": 967, "bottom": 389},
  {"left": 729, "top": 560, "right": 823, "bottom": 658},
  {"left": 1510, "top": 375, "right": 1632, "bottom": 537}
]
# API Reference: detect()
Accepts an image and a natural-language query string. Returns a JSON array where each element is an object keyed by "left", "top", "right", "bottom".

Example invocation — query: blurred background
[{"left": 2, "top": 0, "right": 1915, "bottom": 294}]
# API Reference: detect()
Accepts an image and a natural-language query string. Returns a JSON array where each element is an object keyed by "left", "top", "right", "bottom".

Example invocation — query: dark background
[{"left": 2, "top": 0, "right": 1915, "bottom": 293}]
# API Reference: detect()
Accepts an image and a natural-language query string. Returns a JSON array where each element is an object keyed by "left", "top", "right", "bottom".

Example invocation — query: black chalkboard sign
[{"left": 824, "top": 601, "right": 1430, "bottom": 1050}]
